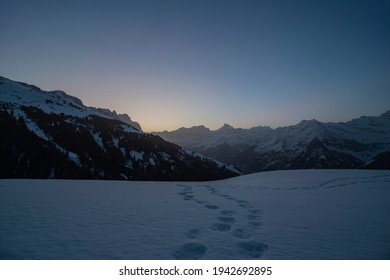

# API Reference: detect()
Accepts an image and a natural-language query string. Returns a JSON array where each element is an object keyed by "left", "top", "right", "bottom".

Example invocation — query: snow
[
  {"left": 9, "top": 107, "right": 83, "bottom": 165},
  {"left": 68, "top": 152, "right": 81, "bottom": 166},
  {"left": 12, "top": 109, "right": 50, "bottom": 141},
  {"left": 148, "top": 157, "right": 156, "bottom": 166},
  {"left": 111, "top": 137, "right": 119, "bottom": 148},
  {"left": 130, "top": 150, "right": 144, "bottom": 161},
  {"left": 124, "top": 160, "right": 133, "bottom": 169},
  {"left": 1, "top": 169, "right": 389, "bottom": 260},
  {"left": 0, "top": 76, "right": 141, "bottom": 131},
  {"left": 91, "top": 132, "right": 104, "bottom": 150},
  {"left": 160, "top": 152, "right": 172, "bottom": 162},
  {"left": 155, "top": 113, "right": 390, "bottom": 164},
  {"left": 120, "top": 124, "right": 138, "bottom": 133}
]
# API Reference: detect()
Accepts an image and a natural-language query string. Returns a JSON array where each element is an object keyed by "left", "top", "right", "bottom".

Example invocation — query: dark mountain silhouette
[{"left": 0, "top": 76, "right": 241, "bottom": 180}]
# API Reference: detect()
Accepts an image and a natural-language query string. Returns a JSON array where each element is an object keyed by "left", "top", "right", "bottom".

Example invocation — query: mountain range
[
  {"left": 2, "top": 75, "right": 389, "bottom": 179},
  {"left": 0, "top": 76, "right": 241, "bottom": 180},
  {"left": 155, "top": 113, "right": 390, "bottom": 173}
]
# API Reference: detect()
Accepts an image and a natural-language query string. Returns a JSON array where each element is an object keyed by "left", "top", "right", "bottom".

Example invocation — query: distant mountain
[
  {"left": 155, "top": 112, "right": 390, "bottom": 173},
  {"left": 0, "top": 76, "right": 242, "bottom": 180}
]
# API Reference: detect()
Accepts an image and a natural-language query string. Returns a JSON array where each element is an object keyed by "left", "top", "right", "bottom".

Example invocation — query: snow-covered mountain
[
  {"left": 155, "top": 113, "right": 390, "bottom": 173},
  {"left": 0, "top": 76, "right": 241, "bottom": 180},
  {"left": 0, "top": 76, "right": 143, "bottom": 131}
]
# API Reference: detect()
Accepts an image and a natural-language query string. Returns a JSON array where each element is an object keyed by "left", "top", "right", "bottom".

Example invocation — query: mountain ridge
[
  {"left": 0, "top": 76, "right": 242, "bottom": 181},
  {"left": 0, "top": 76, "right": 143, "bottom": 132},
  {"left": 155, "top": 111, "right": 390, "bottom": 173}
]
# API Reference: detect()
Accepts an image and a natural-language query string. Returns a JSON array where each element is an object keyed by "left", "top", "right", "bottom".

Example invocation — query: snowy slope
[
  {"left": 0, "top": 76, "right": 242, "bottom": 180},
  {"left": 1, "top": 169, "right": 389, "bottom": 260},
  {"left": 0, "top": 76, "right": 142, "bottom": 131}
]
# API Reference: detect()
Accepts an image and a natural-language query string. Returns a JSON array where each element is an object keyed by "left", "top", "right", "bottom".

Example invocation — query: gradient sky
[{"left": 1, "top": 0, "right": 389, "bottom": 131}]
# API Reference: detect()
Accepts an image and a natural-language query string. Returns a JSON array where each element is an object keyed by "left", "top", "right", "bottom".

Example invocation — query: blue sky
[{"left": 1, "top": 0, "right": 389, "bottom": 131}]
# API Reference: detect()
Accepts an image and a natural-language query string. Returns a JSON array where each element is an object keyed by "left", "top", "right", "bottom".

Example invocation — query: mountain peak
[
  {"left": 156, "top": 110, "right": 390, "bottom": 173},
  {"left": 217, "top": 123, "right": 234, "bottom": 132},
  {"left": 380, "top": 110, "right": 390, "bottom": 119},
  {"left": 297, "top": 119, "right": 322, "bottom": 126},
  {"left": 0, "top": 76, "right": 142, "bottom": 131},
  {"left": 177, "top": 125, "right": 210, "bottom": 134},
  {"left": 117, "top": 113, "right": 142, "bottom": 132}
]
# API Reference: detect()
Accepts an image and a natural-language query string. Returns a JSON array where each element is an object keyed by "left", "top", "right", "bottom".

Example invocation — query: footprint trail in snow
[{"left": 174, "top": 183, "right": 268, "bottom": 259}]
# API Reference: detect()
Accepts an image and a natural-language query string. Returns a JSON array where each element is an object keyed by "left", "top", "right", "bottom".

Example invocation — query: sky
[{"left": 1, "top": 0, "right": 389, "bottom": 132}]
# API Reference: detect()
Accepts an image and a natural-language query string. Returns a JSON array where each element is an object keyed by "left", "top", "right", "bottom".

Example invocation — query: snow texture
[{"left": 1, "top": 169, "right": 389, "bottom": 260}]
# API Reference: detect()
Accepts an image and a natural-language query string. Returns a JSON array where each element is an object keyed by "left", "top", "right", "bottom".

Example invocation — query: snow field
[{"left": 0, "top": 169, "right": 389, "bottom": 259}]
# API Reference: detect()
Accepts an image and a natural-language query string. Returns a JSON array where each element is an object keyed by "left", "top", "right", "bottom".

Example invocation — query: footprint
[
  {"left": 217, "top": 216, "right": 235, "bottom": 223},
  {"left": 205, "top": 204, "right": 219, "bottom": 210},
  {"left": 185, "top": 229, "right": 200, "bottom": 239},
  {"left": 248, "top": 221, "right": 263, "bottom": 228},
  {"left": 220, "top": 194, "right": 235, "bottom": 200},
  {"left": 178, "top": 186, "right": 193, "bottom": 197},
  {"left": 211, "top": 223, "right": 231, "bottom": 232},
  {"left": 233, "top": 228, "right": 251, "bottom": 239},
  {"left": 178, "top": 191, "right": 188, "bottom": 195},
  {"left": 246, "top": 214, "right": 258, "bottom": 221},
  {"left": 318, "top": 178, "right": 348, "bottom": 187},
  {"left": 205, "top": 185, "right": 219, "bottom": 194},
  {"left": 220, "top": 210, "right": 235, "bottom": 216},
  {"left": 195, "top": 199, "right": 206, "bottom": 205},
  {"left": 173, "top": 242, "right": 207, "bottom": 260},
  {"left": 238, "top": 241, "right": 268, "bottom": 258},
  {"left": 248, "top": 209, "right": 261, "bottom": 215}
]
